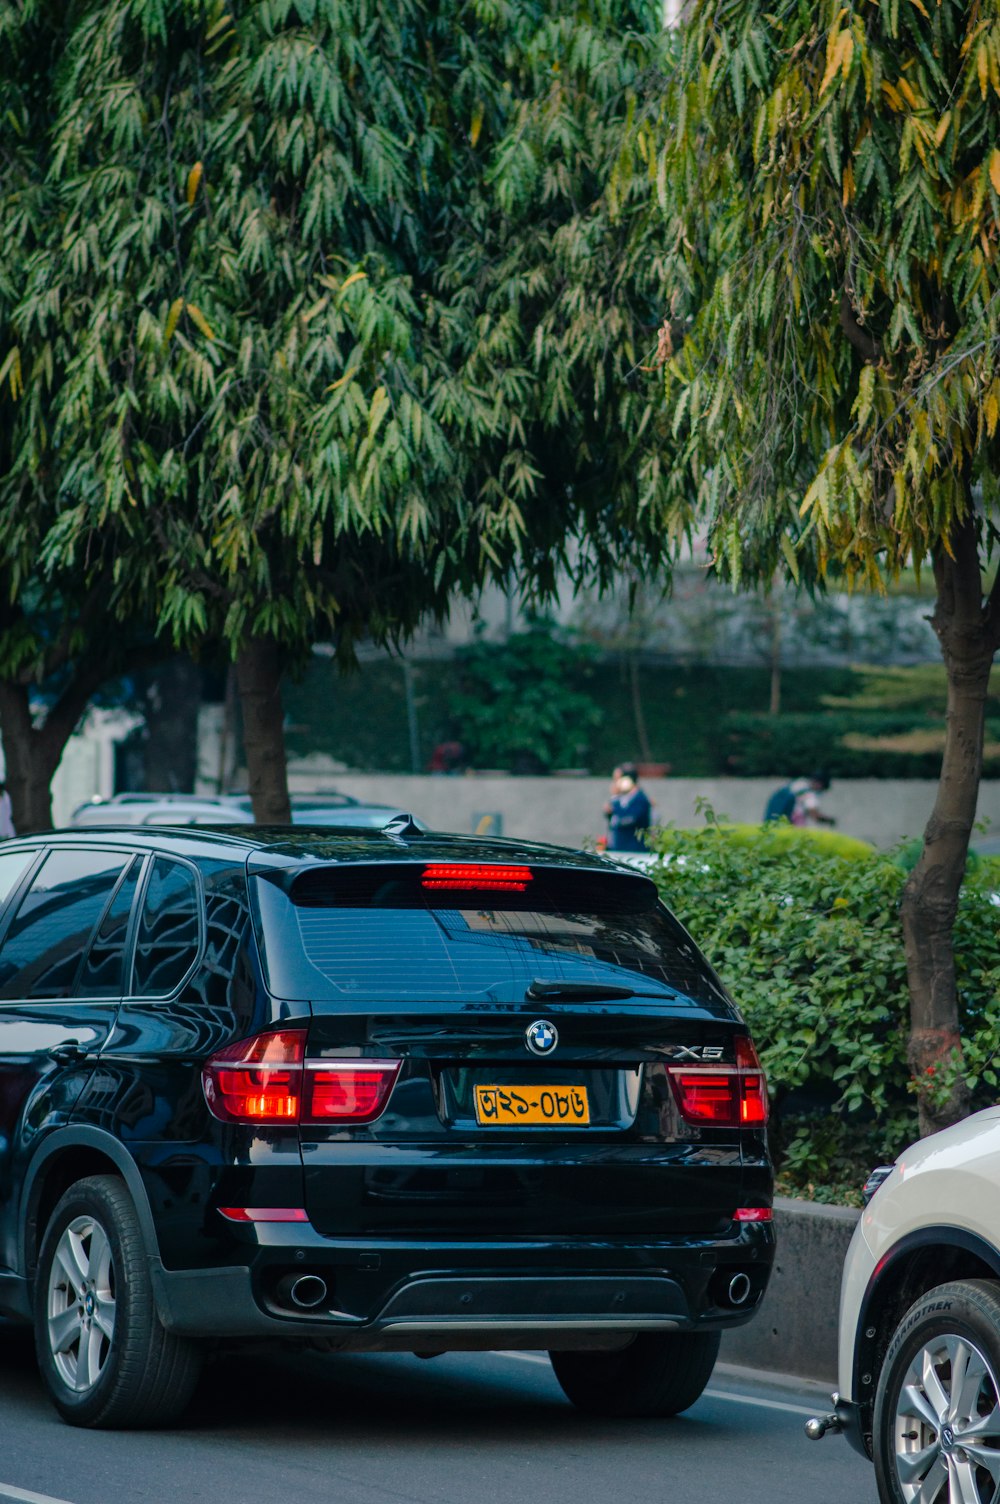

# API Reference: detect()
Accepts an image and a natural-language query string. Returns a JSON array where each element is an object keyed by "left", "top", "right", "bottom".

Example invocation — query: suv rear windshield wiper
[{"left": 526, "top": 979, "right": 639, "bottom": 1002}]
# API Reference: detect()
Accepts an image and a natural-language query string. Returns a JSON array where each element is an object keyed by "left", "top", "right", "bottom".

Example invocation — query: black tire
[
  {"left": 873, "top": 1279, "right": 1000, "bottom": 1504},
  {"left": 549, "top": 1331, "right": 720, "bottom": 1418},
  {"left": 34, "top": 1174, "right": 201, "bottom": 1428}
]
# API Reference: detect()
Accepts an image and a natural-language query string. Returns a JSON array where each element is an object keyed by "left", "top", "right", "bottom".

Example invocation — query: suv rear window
[
  {"left": 252, "top": 864, "right": 726, "bottom": 1006},
  {"left": 132, "top": 857, "right": 201, "bottom": 996}
]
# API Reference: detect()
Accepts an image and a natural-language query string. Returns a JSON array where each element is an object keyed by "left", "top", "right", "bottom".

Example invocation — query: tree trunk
[
  {"left": 900, "top": 512, "right": 997, "bottom": 1136},
  {"left": 0, "top": 680, "right": 62, "bottom": 832},
  {"left": 0, "top": 642, "right": 165, "bottom": 834},
  {"left": 401, "top": 661, "right": 422, "bottom": 774},
  {"left": 768, "top": 592, "right": 782, "bottom": 716},
  {"left": 235, "top": 637, "right": 291, "bottom": 824},
  {"left": 216, "top": 662, "right": 238, "bottom": 794},
  {"left": 139, "top": 657, "right": 202, "bottom": 792},
  {"left": 628, "top": 651, "right": 653, "bottom": 762}
]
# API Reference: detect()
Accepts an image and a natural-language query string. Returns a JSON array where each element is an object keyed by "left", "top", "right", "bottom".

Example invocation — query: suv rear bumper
[{"left": 149, "top": 1222, "right": 775, "bottom": 1346}]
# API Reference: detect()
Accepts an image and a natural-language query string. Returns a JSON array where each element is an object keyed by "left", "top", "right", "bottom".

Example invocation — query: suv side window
[
  {"left": 132, "top": 857, "right": 201, "bottom": 997},
  {"left": 0, "top": 849, "right": 129, "bottom": 1000},
  {"left": 76, "top": 855, "right": 144, "bottom": 999}
]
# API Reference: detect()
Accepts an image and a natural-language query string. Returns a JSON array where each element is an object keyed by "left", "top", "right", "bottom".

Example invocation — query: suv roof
[{"left": 9, "top": 825, "right": 631, "bottom": 876}]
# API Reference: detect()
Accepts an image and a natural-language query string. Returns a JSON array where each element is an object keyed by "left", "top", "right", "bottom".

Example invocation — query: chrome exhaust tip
[
  {"left": 727, "top": 1272, "right": 752, "bottom": 1307},
  {"left": 276, "top": 1273, "right": 328, "bottom": 1310},
  {"left": 290, "top": 1275, "right": 328, "bottom": 1309}
]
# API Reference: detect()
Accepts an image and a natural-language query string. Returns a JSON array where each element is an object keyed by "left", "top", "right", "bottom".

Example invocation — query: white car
[
  {"left": 808, "top": 1109, "right": 1000, "bottom": 1502},
  {"left": 69, "top": 795, "right": 253, "bottom": 827}
]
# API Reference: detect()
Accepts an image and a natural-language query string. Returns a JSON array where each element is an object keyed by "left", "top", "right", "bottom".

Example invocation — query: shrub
[
  {"left": 722, "top": 710, "right": 1000, "bottom": 778},
  {"left": 699, "top": 821, "right": 875, "bottom": 862},
  {"left": 448, "top": 620, "right": 600, "bottom": 772},
  {"left": 646, "top": 823, "right": 1000, "bottom": 1201}
]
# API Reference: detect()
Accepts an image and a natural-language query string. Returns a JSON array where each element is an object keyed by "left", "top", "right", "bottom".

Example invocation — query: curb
[
  {"left": 719, "top": 1196, "right": 861, "bottom": 1385},
  {"left": 712, "top": 1359, "right": 839, "bottom": 1402}
]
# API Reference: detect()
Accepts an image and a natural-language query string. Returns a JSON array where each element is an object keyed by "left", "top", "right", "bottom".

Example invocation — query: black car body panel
[{"left": 0, "top": 825, "right": 773, "bottom": 1349}]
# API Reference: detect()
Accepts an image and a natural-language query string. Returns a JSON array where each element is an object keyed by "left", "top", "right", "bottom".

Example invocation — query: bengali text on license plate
[{"left": 474, "top": 1084, "right": 590, "bottom": 1126}]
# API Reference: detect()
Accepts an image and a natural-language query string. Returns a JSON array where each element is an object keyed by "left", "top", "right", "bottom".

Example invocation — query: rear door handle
[{"left": 49, "top": 1041, "right": 89, "bottom": 1066}]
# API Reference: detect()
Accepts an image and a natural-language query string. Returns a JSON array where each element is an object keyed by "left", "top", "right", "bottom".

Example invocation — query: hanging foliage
[{"left": 635, "top": 0, "right": 1000, "bottom": 1132}]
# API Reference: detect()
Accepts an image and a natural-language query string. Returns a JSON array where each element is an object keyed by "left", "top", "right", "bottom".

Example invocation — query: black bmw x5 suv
[{"left": 0, "top": 823, "right": 774, "bottom": 1428}]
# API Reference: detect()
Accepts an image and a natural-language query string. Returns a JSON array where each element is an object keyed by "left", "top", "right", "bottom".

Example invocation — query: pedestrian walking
[
  {"left": 603, "top": 762, "right": 654, "bottom": 852},
  {"left": 763, "top": 772, "right": 835, "bottom": 827}
]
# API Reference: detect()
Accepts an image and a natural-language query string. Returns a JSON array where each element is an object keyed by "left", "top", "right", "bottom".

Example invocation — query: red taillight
[
  {"left": 203, "top": 1032, "right": 400, "bottom": 1127},
  {"left": 735, "top": 1035, "right": 768, "bottom": 1125},
  {"left": 740, "top": 1074, "right": 767, "bottom": 1124},
  {"left": 202, "top": 1029, "right": 305, "bottom": 1124},
  {"left": 671, "top": 1073, "right": 739, "bottom": 1123},
  {"left": 305, "top": 1062, "right": 401, "bottom": 1123},
  {"left": 668, "top": 1035, "right": 769, "bottom": 1129},
  {"left": 421, "top": 864, "right": 532, "bottom": 892},
  {"left": 734, "top": 1207, "right": 773, "bottom": 1223}
]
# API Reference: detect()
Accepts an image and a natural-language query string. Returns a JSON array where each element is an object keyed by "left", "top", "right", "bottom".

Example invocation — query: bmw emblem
[{"left": 525, "top": 1019, "right": 559, "bottom": 1056}]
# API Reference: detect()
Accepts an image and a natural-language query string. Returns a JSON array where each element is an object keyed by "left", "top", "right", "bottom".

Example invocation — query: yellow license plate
[{"left": 474, "top": 1084, "right": 590, "bottom": 1126}]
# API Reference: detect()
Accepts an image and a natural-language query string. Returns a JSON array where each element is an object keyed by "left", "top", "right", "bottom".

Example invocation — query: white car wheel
[{"left": 874, "top": 1280, "right": 1000, "bottom": 1504}]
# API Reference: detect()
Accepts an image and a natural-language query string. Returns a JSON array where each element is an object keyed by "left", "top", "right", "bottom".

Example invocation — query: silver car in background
[{"left": 69, "top": 792, "right": 427, "bottom": 830}]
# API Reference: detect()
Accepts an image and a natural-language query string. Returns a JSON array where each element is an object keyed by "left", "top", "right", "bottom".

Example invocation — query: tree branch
[
  {"left": 40, "top": 591, "right": 108, "bottom": 681},
  {"left": 839, "top": 290, "right": 879, "bottom": 365},
  {"left": 36, "top": 639, "right": 168, "bottom": 766}
]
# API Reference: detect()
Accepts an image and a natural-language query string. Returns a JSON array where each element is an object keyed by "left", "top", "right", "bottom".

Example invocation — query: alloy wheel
[
  {"left": 893, "top": 1335, "right": 1000, "bottom": 1503},
  {"left": 46, "top": 1214, "right": 117, "bottom": 1393}
]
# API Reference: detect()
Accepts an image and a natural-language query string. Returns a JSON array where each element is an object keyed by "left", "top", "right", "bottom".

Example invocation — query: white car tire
[{"left": 873, "top": 1279, "right": 1000, "bottom": 1503}]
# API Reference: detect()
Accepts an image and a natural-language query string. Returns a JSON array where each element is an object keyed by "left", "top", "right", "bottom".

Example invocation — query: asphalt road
[{"left": 0, "top": 1325, "right": 877, "bottom": 1504}]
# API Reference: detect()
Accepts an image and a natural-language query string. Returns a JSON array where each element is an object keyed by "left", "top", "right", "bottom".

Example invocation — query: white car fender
[{"left": 839, "top": 1106, "right": 1000, "bottom": 1399}]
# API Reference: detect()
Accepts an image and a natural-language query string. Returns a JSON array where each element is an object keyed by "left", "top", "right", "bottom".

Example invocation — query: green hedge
[
  {"left": 703, "top": 822, "right": 875, "bottom": 861},
  {"left": 722, "top": 710, "right": 1000, "bottom": 778},
  {"left": 281, "top": 655, "right": 1000, "bottom": 780},
  {"left": 647, "top": 824, "right": 1000, "bottom": 1202},
  {"left": 281, "top": 659, "right": 869, "bottom": 776}
]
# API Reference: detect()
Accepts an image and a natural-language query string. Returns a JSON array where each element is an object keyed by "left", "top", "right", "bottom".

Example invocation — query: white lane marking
[
  {"left": 703, "top": 1390, "right": 820, "bottom": 1419},
  {"left": 0, "top": 1486, "right": 78, "bottom": 1504},
  {"left": 496, "top": 1351, "right": 819, "bottom": 1418}
]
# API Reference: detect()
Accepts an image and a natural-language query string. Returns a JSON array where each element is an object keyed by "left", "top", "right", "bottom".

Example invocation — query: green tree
[
  {"left": 640, "top": 0, "right": 1000, "bottom": 1130},
  {"left": 0, "top": 4, "right": 168, "bottom": 829},
  {"left": 449, "top": 619, "right": 601, "bottom": 772},
  {"left": 1, "top": 0, "right": 671, "bottom": 824}
]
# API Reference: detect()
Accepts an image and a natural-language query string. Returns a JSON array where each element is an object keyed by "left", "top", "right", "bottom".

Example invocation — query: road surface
[{"left": 0, "top": 1324, "right": 877, "bottom": 1504}]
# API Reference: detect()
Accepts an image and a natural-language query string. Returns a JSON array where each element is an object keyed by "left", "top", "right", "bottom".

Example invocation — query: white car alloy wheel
[
  {"left": 892, "top": 1334, "right": 1000, "bottom": 1502},
  {"left": 872, "top": 1283, "right": 1000, "bottom": 1504},
  {"left": 46, "top": 1213, "right": 117, "bottom": 1393}
]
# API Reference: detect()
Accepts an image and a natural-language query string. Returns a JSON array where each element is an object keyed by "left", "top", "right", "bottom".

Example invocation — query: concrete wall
[
  {"left": 721, "top": 1197, "right": 861, "bottom": 1384},
  {"left": 283, "top": 768, "right": 1000, "bottom": 852}
]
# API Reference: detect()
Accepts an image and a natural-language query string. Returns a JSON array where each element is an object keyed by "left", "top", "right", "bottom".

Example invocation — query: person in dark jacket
[
  {"left": 604, "top": 763, "right": 653, "bottom": 852},
  {"left": 764, "top": 772, "right": 834, "bottom": 826}
]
